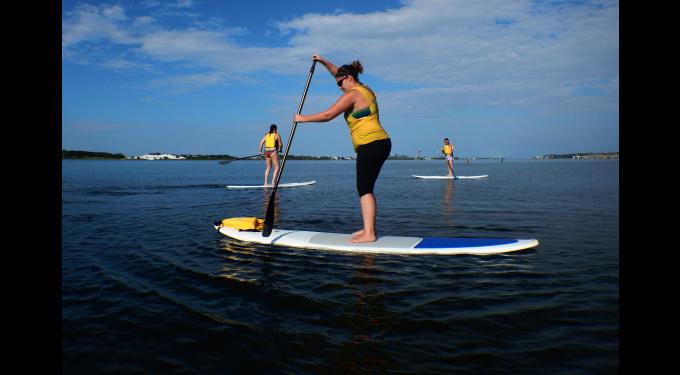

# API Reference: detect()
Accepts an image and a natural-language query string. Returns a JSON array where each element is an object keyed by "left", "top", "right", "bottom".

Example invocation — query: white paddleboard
[
  {"left": 226, "top": 180, "right": 316, "bottom": 189},
  {"left": 413, "top": 175, "right": 488, "bottom": 179},
  {"left": 214, "top": 224, "right": 538, "bottom": 255}
]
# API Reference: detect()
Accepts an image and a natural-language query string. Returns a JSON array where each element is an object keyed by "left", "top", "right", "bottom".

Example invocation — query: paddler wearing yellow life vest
[
  {"left": 294, "top": 55, "right": 391, "bottom": 243},
  {"left": 258, "top": 124, "right": 284, "bottom": 186},
  {"left": 442, "top": 138, "right": 454, "bottom": 176}
]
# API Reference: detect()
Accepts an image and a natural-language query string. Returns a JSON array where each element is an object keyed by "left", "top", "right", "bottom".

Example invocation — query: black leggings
[{"left": 356, "top": 138, "right": 391, "bottom": 197}]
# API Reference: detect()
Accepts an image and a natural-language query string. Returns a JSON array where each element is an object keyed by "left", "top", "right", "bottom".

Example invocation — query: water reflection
[
  {"left": 217, "top": 239, "right": 263, "bottom": 283},
  {"left": 331, "top": 255, "right": 395, "bottom": 372},
  {"left": 443, "top": 180, "right": 455, "bottom": 227},
  {"left": 262, "top": 189, "right": 281, "bottom": 224}
]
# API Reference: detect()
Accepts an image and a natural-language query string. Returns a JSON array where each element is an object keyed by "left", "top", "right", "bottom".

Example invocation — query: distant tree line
[
  {"left": 286, "top": 155, "right": 345, "bottom": 160},
  {"left": 388, "top": 154, "right": 414, "bottom": 160},
  {"left": 65, "top": 150, "right": 496, "bottom": 161},
  {"left": 541, "top": 152, "right": 619, "bottom": 159},
  {"left": 179, "top": 154, "right": 236, "bottom": 160},
  {"left": 62, "top": 150, "right": 125, "bottom": 159}
]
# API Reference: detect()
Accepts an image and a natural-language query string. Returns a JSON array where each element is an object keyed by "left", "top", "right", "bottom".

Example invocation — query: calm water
[{"left": 62, "top": 159, "right": 619, "bottom": 374}]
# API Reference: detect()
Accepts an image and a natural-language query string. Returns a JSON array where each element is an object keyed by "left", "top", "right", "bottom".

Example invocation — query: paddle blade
[{"left": 262, "top": 191, "right": 277, "bottom": 237}]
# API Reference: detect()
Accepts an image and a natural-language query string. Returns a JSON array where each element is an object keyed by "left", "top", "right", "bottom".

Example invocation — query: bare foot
[
  {"left": 350, "top": 232, "right": 377, "bottom": 243},
  {"left": 351, "top": 229, "right": 364, "bottom": 239}
]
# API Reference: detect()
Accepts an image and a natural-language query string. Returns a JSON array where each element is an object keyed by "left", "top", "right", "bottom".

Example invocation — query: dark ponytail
[{"left": 335, "top": 60, "right": 364, "bottom": 83}]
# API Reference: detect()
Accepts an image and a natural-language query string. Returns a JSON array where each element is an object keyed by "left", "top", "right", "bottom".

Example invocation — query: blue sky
[{"left": 62, "top": 0, "right": 619, "bottom": 158}]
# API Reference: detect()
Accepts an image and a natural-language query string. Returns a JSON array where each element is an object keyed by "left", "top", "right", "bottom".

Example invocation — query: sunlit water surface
[{"left": 63, "top": 159, "right": 618, "bottom": 374}]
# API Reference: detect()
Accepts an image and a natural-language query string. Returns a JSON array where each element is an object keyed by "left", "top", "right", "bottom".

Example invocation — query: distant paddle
[
  {"left": 218, "top": 154, "right": 261, "bottom": 165},
  {"left": 262, "top": 61, "right": 317, "bottom": 237}
]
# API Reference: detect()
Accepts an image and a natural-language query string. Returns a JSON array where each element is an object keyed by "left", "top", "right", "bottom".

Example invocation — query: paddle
[
  {"left": 217, "top": 154, "right": 261, "bottom": 165},
  {"left": 262, "top": 60, "right": 317, "bottom": 237}
]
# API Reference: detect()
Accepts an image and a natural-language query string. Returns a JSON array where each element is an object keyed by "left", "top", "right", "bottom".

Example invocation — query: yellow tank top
[
  {"left": 264, "top": 132, "right": 277, "bottom": 148},
  {"left": 442, "top": 144, "right": 453, "bottom": 155},
  {"left": 344, "top": 85, "right": 389, "bottom": 152}
]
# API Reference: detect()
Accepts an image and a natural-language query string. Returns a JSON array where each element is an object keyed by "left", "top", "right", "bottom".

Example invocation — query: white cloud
[
  {"left": 62, "top": 4, "right": 138, "bottom": 48},
  {"left": 101, "top": 4, "right": 127, "bottom": 21},
  {"left": 62, "top": 0, "right": 618, "bottom": 110},
  {"left": 277, "top": 0, "right": 618, "bottom": 89},
  {"left": 99, "top": 57, "right": 144, "bottom": 71},
  {"left": 133, "top": 16, "right": 155, "bottom": 27},
  {"left": 175, "top": 0, "right": 194, "bottom": 8}
]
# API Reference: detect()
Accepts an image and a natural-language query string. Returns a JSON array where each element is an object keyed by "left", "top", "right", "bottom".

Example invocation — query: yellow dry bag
[{"left": 218, "top": 217, "right": 264, "bottom": 231}]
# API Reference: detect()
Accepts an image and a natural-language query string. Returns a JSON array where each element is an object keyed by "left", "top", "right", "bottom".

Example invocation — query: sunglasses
[{"left": 336, "top": 76, "right": 348, "bottom": 87}]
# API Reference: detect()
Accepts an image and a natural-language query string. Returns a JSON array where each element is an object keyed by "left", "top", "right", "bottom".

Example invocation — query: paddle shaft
[
  {"left": 218, "top": 154, "right": 262, "bottom": 165},
  {"left": 262, "top": 61, "right": 317, "bottom": 237}
]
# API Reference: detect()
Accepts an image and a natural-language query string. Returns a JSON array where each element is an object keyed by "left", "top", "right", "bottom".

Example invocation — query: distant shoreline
[
  {"left": 533, "top": 152, "right": 619, "bottom": 160},
  {"left": 62, "top": 156, "right": 620, "bottom": 161},
  {"left": 62, "top": 149, "right": 619, "bottom": 161}
]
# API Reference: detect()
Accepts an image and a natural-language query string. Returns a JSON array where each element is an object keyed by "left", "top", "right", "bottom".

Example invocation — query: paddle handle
[{"left": 262, "top": 61, "right": 316, "bottom": 237}]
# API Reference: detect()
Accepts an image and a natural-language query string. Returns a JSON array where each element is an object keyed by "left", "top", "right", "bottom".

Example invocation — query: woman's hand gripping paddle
[{"left": 262, "top": 61, "right": 317, "bottom": 237}]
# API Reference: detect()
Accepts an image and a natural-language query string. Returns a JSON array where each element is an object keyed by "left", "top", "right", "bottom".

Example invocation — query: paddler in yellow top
[
  {"left": 294, "top": 54, "right": 391, "bottom": 243},
  {"left": 258, "top": 124, "right": 283, "bottom": 186},
  {"left": 442, "top": 138, "right": 454, "bottom": 176}
]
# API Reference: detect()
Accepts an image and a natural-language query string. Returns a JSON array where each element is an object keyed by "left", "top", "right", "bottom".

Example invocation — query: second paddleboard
[
  {"left": 226, "top": 180, "right": 317, "bottom": 189},
  {"left": 413, "top": 175, "right": 488, "bottom": 179}
]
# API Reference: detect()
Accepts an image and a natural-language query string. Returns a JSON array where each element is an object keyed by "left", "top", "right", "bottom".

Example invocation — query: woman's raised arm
[{"left": 313, "top": 54, "right": 338, "bottom": 77}]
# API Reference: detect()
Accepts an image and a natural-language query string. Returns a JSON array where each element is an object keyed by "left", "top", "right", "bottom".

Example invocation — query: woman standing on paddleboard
[
  {"left": 258, "top": 124, "right": 283, "bottom": 186},
  {"left": 442, "top": 138, "right": 454, "bottom": 176},
  {"left": 294, "top": 55, "right": 391, "bottom": 243}
]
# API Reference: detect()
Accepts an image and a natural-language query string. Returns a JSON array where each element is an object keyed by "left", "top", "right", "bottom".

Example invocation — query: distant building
[{"left": 133, "top": 153, "right": 186, "bottom": 160}]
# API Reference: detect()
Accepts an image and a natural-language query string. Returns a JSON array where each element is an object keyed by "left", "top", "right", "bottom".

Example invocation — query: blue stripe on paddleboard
[{"left": 415, "top": 237, "right": 518, "bottom": 248}]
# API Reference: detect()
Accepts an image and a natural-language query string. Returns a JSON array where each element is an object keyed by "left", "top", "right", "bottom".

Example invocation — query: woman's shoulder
[
  {"left": 358, "top": 83, "right": 374, "bottom": 91},
  {"left": 354, "top": 84, "right": 376, "bottom": 97},
  {"left": 348, "top": 85, "right": 369, "bottom": 95}
]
